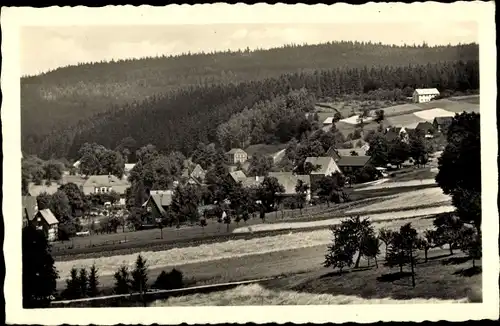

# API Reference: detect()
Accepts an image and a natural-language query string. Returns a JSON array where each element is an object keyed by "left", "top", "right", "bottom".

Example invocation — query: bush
[{"left": 153, "top": 268, "right": 184, "bottom": 290}]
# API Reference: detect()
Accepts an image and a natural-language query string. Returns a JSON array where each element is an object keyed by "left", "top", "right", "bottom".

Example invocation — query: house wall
[
  {"left": 325, "top": 159, "right": 341, "bottom": 176},
  {"left": 32, "top": 214, "right": 58, "bottom": 242},
  {"left": 82, "top": 184, "right": 129, "bottom": 196},
  {"left": 414, "top": 93, "right": 438, "bottom": 103}
]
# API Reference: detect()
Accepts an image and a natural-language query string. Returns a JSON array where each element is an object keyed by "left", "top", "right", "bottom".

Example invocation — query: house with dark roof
[
  {"left": 142, "top": 190, "right": 173, "bottom": 224},
  {"left": 337, "top": 155, "right": 372, "bottom": 174},
  {"left": 32, "top": 209, "right": 59, "bottom": 241},
  {"left": 433, "top": 116, "right": 454, "bottom": 133},
  {"left": 384, "top": 127, "right": 409, "bottom": 143},
  {"left": 225, "top": 148, "right": 248, "bottom": 165},
  {"left": 22, "top": 195, "right": 38, "bottom": 227},
  {"left": 81, "top": 174, "right": 130, "bottom": 196},
  {"left": 415, "top": 121, "right": 435, "bottom": 138}
]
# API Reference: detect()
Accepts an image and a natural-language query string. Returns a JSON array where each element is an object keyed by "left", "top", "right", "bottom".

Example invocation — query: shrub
[{"left": 153, "top": 269, "right": 184, "bottom": 290}]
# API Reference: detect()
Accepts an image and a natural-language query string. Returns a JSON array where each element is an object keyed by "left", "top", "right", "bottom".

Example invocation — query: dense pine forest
[{"left": 21, "top": 41, "right": 479, "bottom": 160}]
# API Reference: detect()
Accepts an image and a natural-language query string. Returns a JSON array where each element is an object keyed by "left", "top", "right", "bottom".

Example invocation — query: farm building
[
  {"left": 32, "top": 209, "right": 59, "bottom": 242},
  {"left": 142, "top": 190, "right": 173, "bottom": 223},
  {"left": 336, "top": 155, "right": 372, "bottom": 174},
  {"left": 267, "top": 172, "right": 312, "bottom": 202},
  {"left": 412, "top": 88, "right": 440, "bottom": 103},
  {"left": 433, "top": 116, "right": 454, "bottom": 133},
  {"left": 225, "top": 148, "right": 248, "bottom": 164},
  {"left": 81, "top": 174, "right": 130, "bottom": 196}
]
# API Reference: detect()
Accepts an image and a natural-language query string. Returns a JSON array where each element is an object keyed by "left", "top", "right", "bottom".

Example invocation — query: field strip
[
  {"left": 233, "top": 206, "right": 454, "bottom": 233},
  {"left": 54, "top": 211, "right": 442, "bottom": 280},
  {"left": 150, "top": 283, "right": 469, "bottom": 306},
  {"left": 354, "top": 179, "right": 437, "bottom": 191},
  {"left": 346, "top": 188, "right": 451, "bottom": 213}
]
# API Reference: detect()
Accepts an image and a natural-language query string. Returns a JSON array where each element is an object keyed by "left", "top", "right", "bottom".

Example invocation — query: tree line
[
  {"left": 27, "top": 59, "right": 479, "bottom": 160},
  {"left": 22, "top": 41, "right": 478, "bottom": 147}
]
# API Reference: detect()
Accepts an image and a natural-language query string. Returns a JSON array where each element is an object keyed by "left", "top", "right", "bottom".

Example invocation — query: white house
[{"left": 412, "top": 88, "right": 440, "bottom": 103}]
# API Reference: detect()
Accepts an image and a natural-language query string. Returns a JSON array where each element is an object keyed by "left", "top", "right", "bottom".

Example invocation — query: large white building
[{"left": 412, "top": 88, "right": 440, "bottom": 103}]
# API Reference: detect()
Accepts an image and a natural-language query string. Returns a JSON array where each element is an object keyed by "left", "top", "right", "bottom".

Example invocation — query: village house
[
  {"left": 415, "top": 121, "right": 435, "bottom": 138},
  {"left": 433, "top": 116, "right": 454, "bottom": 133},
  {"left": 80, "top": 175, "right": 130, "bottom": 205},
  {"left": 384, "top": 127, "right": 410, "bottom": 143},
  {"left": 181, "top": 160, "right": 206, "bottom": 183},
  {"left": 412, "top": 88, "right": 440, "bottom": 103},
  {"left": 142, "top": 190, "right": 173, "bottom": 224},
  {"left": 336, "top": 155, "right": 372, "bottom": 175},
  {"left": 304, "top": 156, "right": 342, "bottom": 188},
  {"left": 32, "top": 209, "right": 59, "bottom": 242},
  {"left": 225, "top": 148, "right": 248, "bottom": 165},
  {"left": 268, "top": 172, "right": 312, "bottom": 202}
]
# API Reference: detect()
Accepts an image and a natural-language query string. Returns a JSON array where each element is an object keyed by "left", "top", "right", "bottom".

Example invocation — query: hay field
[
  {"left": 233, "top": 206, "right": 453, "bottom": 234},
  {"left": 55, "top": 216, "right": 437, "bottom": 280},
  {"left": 354, "top": 179, "right": 437, "bottom": 191},
  {"left": 149, "top": 283, "right": 469, "bottom": 306},
  {"left": 347, "top": 188, "right": 451, "bottom": 213}
]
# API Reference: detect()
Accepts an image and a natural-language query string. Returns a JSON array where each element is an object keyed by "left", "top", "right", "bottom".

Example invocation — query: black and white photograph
[{"left": 2, "top": 2, "right": 498, "bottom": 324}]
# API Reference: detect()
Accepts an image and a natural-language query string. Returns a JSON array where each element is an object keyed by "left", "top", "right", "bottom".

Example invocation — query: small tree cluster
[
  {"left": 153, "top": 268, "right": 184, "bottom": 290},
  {"left": 324, "top": 216, "right": 378, "bottom": 273},
  {"left": 62, "top": 263, "right": 99, "bottom": 299},
  {"left": 385, "top": 223, "right": 419, "bottom": 287},
  {"left": 113, "top": 254, "right": 149, "bottom": 295}
]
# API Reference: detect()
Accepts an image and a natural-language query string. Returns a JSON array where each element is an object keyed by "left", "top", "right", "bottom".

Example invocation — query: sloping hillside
[{"left": 22, "top": 42, "right": 478, "bottom": 153}]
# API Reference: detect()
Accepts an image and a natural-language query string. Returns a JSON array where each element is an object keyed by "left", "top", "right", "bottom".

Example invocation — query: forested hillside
[
  {"left": 34, "top": 59, "right": 479, "bottom": 161},
  {"left": 22, "top": 41, "right": 478, "bottom": 157}
]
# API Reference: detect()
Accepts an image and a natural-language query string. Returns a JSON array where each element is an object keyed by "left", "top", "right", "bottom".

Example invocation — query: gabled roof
[
  {"left": 268, "top": 172, "right": 310, "bottom": 195},
  {"left": 143, "top": 190, "right": 173, "bottom": 215},
  {"left": 226, "top": 148, "right": 246, "bottom": 155},
  {"left": 415, "top": 121, "right": 434, "bottom": 133},
  {"left": 434, "top": 116, "right": 454, "bottom": 125},
  {"left": 304, "top": 157, "right": 336, "bottom": 175},
  {"left": 229, "top": 170, "right": 247, "bottom": 183},
  {"left": 326, "top": 146, "right": 342, "bottom": 161},
  {"left": 22, "top": 196, "right": 38, "bottom": 221},
  {"left": 124, "top": 163, "right": 136, "bottom": 172},
  {"left": 37, "top": 209, "right": 59, "bottom": 225},
  {"left": 28, "top": 183, "right": 60, "bottom": 197},
  {"left": 337, "top": 148, "right": 368, "bottom": 157},
  {"left": 82, "top": 175, "right": 130, "bottom": 188},
  {"left": 414, "top": 88, "right": 440, "bottom": 95},
  {"left": 323, "top": 117, "right": 334, "bottom": 124},
  {"left": 242, "top": 176, "right": 264, "bottom": 188},
  {"left": 337, "top": 156, "right": 371, "bottom": 167}
]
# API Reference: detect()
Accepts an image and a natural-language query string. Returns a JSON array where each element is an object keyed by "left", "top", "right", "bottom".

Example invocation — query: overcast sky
[{"left": 21, "top": 22, "right": 478, "bottom": 77}]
